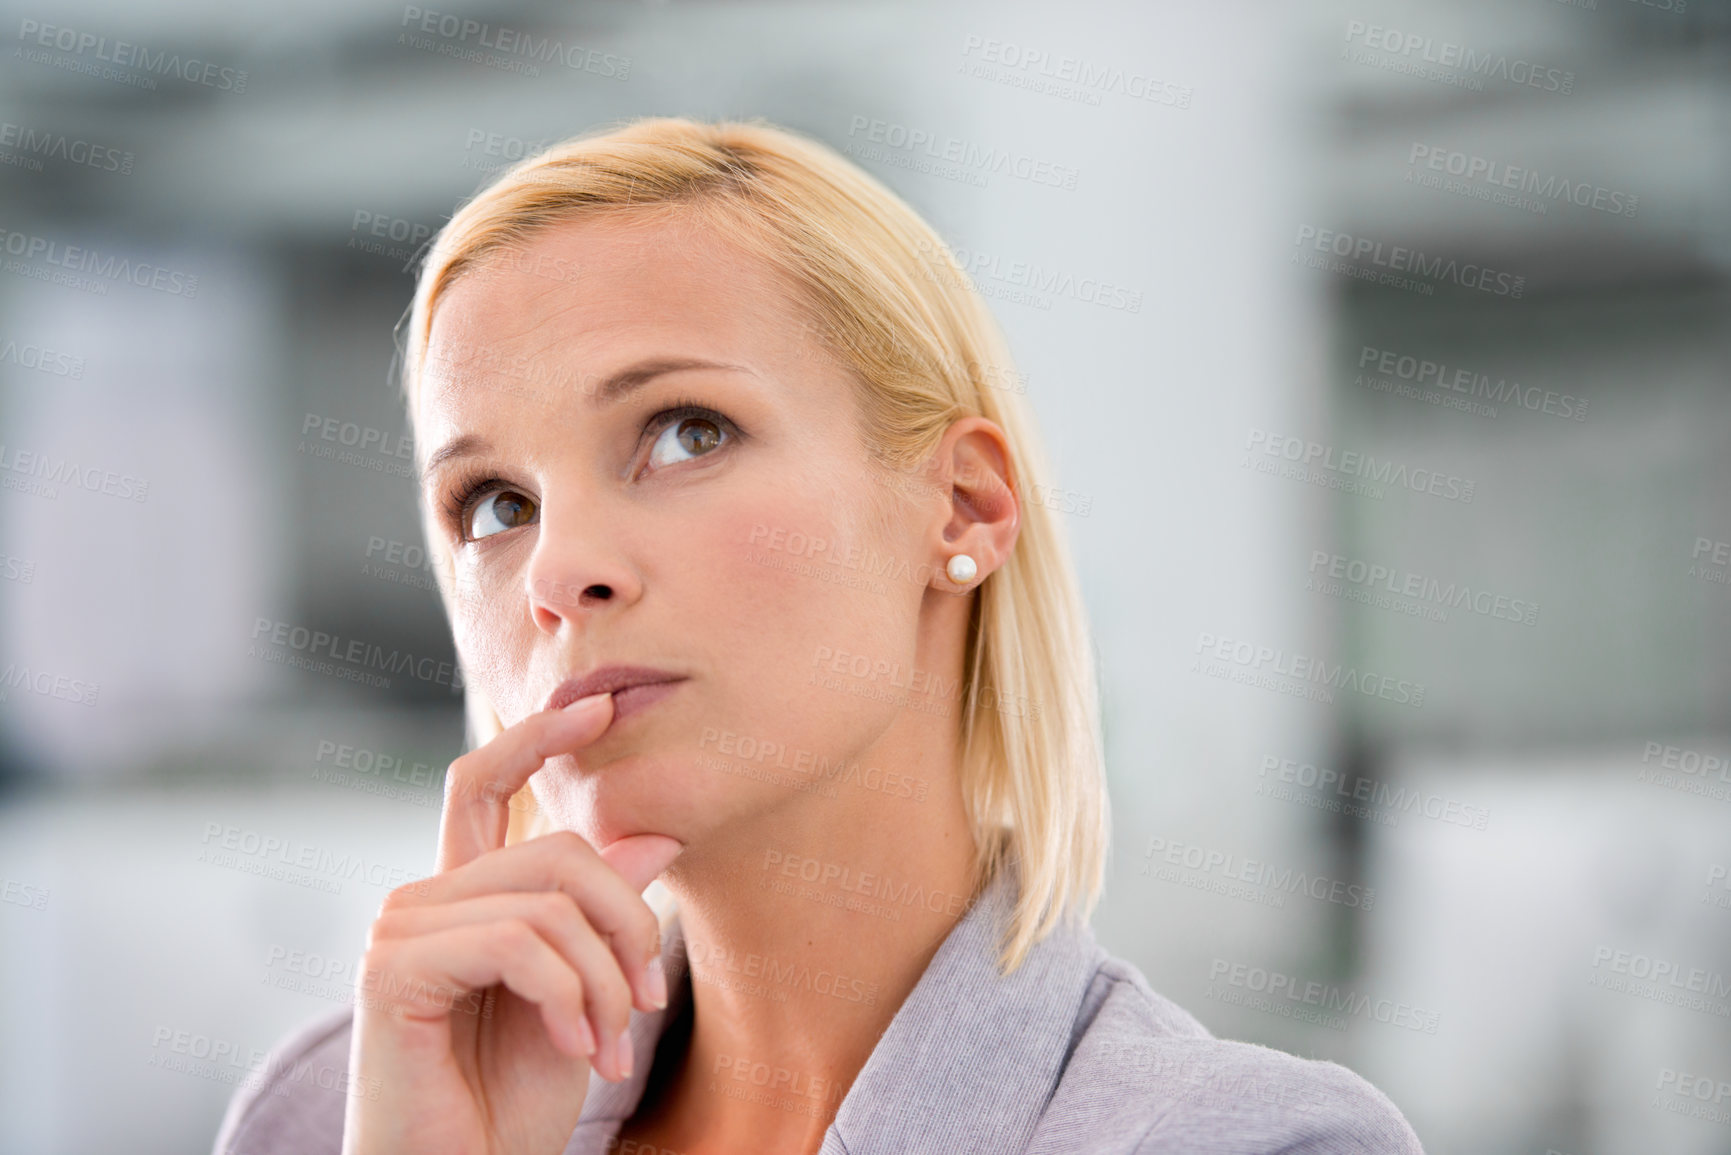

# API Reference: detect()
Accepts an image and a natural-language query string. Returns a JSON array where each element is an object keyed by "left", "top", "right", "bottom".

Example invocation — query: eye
[
  {"left": 468, "top": 488, "right": 537, "bottom": 540},
  {"left": 645, "top": 414, "right": 727, "bottom": 471}
]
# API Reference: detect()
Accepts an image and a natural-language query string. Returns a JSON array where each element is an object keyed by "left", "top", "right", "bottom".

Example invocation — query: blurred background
[{"left": 1, "top": 0, "right": 1728, "bottom": 1151}]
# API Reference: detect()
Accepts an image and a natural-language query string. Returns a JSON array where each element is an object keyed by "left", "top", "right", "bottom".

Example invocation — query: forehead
[
  {"left": 416, "top": 211, "right": 821, "bottom": 432},
  {"left": 429, "top": 214, "right": 806, "bottom": 377}
]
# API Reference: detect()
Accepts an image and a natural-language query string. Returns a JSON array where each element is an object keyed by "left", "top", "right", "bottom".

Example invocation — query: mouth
[{"left": 543, "top": 665, "right": 689, "bottom": 722}]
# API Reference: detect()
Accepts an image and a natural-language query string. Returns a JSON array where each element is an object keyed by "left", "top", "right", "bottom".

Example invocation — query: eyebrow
[{"left": 419, "top": 355, "right": 749, "bottom": 480}]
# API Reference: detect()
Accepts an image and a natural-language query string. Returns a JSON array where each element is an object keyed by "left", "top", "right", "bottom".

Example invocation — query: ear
[{"left": 928, "top": 417, "right": 1020, "bottom": 593}]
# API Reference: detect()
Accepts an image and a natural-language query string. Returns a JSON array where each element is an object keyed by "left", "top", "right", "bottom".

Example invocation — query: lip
[{"left": 543, "top": 665, "right": 689, "bottom": 714}]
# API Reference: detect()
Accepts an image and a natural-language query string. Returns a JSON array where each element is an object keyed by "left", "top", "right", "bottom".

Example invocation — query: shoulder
[
  {"left": 210, "top": 1007, "right": 355, "bottom": 1155},
  {"left": 1041, "top": 954, "right": 1426, "bottom": 1154}
]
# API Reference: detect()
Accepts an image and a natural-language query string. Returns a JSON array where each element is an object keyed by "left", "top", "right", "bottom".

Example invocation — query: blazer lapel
[
  {"left": 565, "top": 867, "right": 1106, "bottom": 1155},
  {"left": 819, "top": 869, "right": 1107, "bottom": 1155}
]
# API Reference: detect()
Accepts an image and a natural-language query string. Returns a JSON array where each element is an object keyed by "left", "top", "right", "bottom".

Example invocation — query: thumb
[{"left": 598, "top": 833, "right": 685, "bottom": 893}]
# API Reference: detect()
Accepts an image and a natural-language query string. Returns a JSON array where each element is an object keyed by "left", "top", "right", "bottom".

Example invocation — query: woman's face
[{"left": 416, "top": 211, "right": 990, "bottom": 853}]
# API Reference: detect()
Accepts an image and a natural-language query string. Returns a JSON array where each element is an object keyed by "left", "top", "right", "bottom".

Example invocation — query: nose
[{"left": 524, "top": 499, "right": 643, "bottom": 635}]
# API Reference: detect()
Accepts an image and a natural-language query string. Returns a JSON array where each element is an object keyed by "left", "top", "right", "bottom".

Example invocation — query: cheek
[
  {"left": 447, "top": 555, "right": 535, "bottom": 720},
  {"left": 693, "top": 491, "right": 920, "bottom": 702}
]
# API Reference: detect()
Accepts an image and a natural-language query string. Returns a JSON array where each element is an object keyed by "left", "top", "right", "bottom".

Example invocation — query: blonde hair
[{"left": 399, "top": 117, "right": 1106, "bottom": 974}]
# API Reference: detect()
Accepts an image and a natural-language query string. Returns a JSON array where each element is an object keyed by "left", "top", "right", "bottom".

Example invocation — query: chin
[{"left": 536, "top": 755, "right": 710, "bottom": 846}]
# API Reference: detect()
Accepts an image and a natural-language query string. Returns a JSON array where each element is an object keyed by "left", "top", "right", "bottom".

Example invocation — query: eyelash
[{"left": 437, "top": 399, "right": 741, "bottom": 543}]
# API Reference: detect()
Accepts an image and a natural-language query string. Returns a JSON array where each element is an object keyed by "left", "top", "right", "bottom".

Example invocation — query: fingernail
[
  {"left": 616, "top": 1033, "right": 635, "bottom": 1080},
  {"left": 646, "top": 957, "right": 668, "bottom": 1010},
  {"left": 576, "top": 1016, "right": 597, "bottom": 1057},
  {"left": 566, "top": 692, "right": 612, "bottom": 712}
]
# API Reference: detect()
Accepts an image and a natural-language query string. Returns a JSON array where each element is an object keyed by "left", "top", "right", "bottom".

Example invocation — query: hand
[{"left": 341, "top": 692, "right": 685, "bottom": 1155}]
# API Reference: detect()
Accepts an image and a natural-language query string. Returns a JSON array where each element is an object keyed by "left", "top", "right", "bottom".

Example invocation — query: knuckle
[
  {"left": 377, "top": 884, "right": 418, "bottom": 914},
  {"left": 588, "top": 970, "right": 632, "bottom": 1030},
  {"left": 548, "top": 848, "right": 598, "bottom": 895},
  {"left": 368, "top": 908, "right": 408, "bottom": 941},
  {"left": 359, "top": 943, "right": 398, "bottom": 987},
  {"left": 535, "top": 889, "right": 582, "bottom": 925},
  {"left": 553, "top": 863, "right": 603, "bottom": 919},
  {"left": 548, "top": 829, "right": 592, "bottom": 857},
  {"left": 564, "top": 974, "right": 589, "bottom": 1018},
  {"left": 500, "top": 917, "right": 541, "bottom": 955},
  {"left": 625, "top": 903, "right": 659, "bottom": 949},
  {"left": 445, "top": 749, "right": 480, "bottom": 786}
]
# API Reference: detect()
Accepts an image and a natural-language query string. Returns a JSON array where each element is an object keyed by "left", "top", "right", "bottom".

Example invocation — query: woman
[{"left": 214, "top": 117, "right": 1424, "bottom": 1155}]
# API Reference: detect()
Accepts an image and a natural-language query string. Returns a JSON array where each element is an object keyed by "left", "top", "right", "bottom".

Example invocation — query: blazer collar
[{"left": 567, "top": 866, "right": 1107, "bottom": 1155}]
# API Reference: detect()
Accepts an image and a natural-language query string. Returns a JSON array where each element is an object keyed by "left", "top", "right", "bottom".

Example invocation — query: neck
[
  {"left": 645, "top": 729, "right": 981, "bottom": 1153},
  {"left": 620, "top": 585, "right": 985, "bottom": 1154}
]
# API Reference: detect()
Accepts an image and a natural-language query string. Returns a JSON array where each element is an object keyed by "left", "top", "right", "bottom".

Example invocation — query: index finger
[{"left": 437, "top": 692, "right": 616, "bottom": 872}]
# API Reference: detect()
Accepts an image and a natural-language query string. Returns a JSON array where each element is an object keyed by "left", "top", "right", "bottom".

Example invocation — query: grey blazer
[{"left": 213, "top": 869, "right": 1425, "bottom": 1153}]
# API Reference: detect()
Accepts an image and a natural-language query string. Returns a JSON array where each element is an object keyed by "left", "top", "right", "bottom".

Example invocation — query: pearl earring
[{"left": 945, "top": 554, "right": 978, "bottom": 585}]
